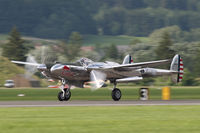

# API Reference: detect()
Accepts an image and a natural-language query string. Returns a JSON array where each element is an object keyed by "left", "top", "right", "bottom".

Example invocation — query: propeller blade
[
  {"left": 90, "top": 70, "right": 106, "bottom": 90},
  {"left": 11, "top": 61, "right": 40, "bottom": 66},
  {"left": 25, "top": 55, "right": 40, "bottom": 78}
]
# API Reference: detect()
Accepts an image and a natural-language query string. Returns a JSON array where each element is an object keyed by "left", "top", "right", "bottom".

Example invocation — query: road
[{"left": 0, "top": 100, "right": 200, "bottom": 107}]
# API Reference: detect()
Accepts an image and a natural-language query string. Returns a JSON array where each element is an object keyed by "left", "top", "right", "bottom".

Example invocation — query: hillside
[
  {"left": 0, "top": 56, "right": 48, "bottom": 87},
  {"left": 0, "top": 56, "right": 25, "bottom": 86}
]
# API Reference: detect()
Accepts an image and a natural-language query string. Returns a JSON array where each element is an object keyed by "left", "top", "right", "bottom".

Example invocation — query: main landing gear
[
  {"left": 111, "top": 82, "right": 122, "bottom": 101},
  {"left": 57, "top": 79, "right": 122, "bottom": 101},
  {"left": 58, "top": 79, "right": 71, "bottom": 101}
]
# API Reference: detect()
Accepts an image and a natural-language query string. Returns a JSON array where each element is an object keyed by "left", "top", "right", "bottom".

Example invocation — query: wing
[
  {"left": 111, "top": 59, "right": 170, "bottom": 69},
  {"left": 87, "top": 59, "right": 170, "bottom": 71}
]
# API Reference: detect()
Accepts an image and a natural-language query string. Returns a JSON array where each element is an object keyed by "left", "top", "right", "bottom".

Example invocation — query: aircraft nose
[{"left": 50, "top": 64, "right": 63, "bottom": 73}]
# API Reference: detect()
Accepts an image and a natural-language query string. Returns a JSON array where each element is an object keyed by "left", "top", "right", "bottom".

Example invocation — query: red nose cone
[{"left": 63, "top": 65, "right": 70, "bottom": 70}]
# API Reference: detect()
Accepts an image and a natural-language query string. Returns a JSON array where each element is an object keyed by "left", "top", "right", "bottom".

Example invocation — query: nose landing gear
[
  {"left": 58, "top": 88, "right": 71, "bottom": 101},
  {"left": 58, "top": 78, "right": 71, "bottom": 101}
]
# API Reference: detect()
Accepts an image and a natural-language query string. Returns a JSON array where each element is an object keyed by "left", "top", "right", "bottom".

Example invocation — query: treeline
[
  {"left": 1, "top": 26, "right": 200, "bottom": 86},
  {"left": 1, "top": 0, "right": 200, "bottom": 38}
]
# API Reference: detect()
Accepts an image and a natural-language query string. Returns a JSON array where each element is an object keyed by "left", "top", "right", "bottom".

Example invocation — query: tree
[
  {"left": 59, "top": 32, "right": 83, "bottom": 61},
  {"left": 181, "top": 69, "right": 197, "bottom": 86},
  {"left": 2, "top": 27, "right": 27, "bottom": 61},
  {"left": 193, "top": 45, "right": 200, "bottom": 77},
  {"left": 68, "top": 32, "right": 82, "bottom": 45},
  {"left": 105, "top": 44, "right": 118, "bottom": 59},
  {"left": 155, "top": 32, "right": 175, "bottom": 60}
]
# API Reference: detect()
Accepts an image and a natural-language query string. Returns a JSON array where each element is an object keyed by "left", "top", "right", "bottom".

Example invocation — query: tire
[
  {"left": 112, "top": 88, "right": 121, "bottom": 101},
  {"left": 58, "top": 91, "right": 65, "bottom": 101},
  {"left": 57, "top": 90, "right": 71, "bottom": 101},
  {"left": 64, "top": 90, "right": 71, "bottom": 101}
]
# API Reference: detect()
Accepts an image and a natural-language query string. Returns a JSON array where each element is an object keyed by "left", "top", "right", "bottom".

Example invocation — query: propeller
[
  {"left": 13, "top": 46, "right": 56, "bottom": 78},
  {"left": 90, "top": 70, "right": 106, "bottom": 91},
  {"left": 25, "top": 55, "right": 39, "bottom": 78}
]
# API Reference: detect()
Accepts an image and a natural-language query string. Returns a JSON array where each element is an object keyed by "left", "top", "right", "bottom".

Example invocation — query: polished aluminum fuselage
[{"left": 50, "top": 62, "right": 141, "bottom": 81}]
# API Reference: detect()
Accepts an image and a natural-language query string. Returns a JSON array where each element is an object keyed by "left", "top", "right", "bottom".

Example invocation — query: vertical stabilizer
[
  {"left": 170, "top": 54, "right": 184, "bottom": 83},
  {"left": 122, "top": 54, "right": 133, "bottom": 64}
]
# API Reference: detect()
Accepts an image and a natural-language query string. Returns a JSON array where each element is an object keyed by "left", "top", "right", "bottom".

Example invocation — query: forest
[{"left": 1, "top": 0, "right": 200, "bottom": 38}]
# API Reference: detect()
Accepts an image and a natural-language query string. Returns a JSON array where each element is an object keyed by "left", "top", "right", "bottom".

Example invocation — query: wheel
[
  {"left": 58, "top": 91, "right": 65, "bottom": 101},
  {"left": 112, "top": 88, "right": 121, "bottom": 101},
  {"left": 57, "top": 90, "right": 71, "bottom": 101},
  {"left": 64, "top": 89, "right": 71, "bottom": 101}
]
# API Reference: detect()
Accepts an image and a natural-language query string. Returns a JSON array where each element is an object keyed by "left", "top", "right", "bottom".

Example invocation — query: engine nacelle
[{"left": 139, "top": 68, "right": 158, "bottom": 76}]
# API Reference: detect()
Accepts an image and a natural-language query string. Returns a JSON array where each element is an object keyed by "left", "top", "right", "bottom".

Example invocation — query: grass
[
  {"left": 0, "top": 106, "right": 199, "bottom": 133},
  {"left": 0, "top": 57, "right": 25, "bottom": 85},
  {"left": 0, "top": 34, "right": 149, "bottom": 46},
  {"left": 0, "top": 86, "right": 199, "bottom": 101},
  {"left": 83, "top": 34, "right": 149, "bottom": 46},
  {"left": 0, "top": 86, "right": 199, "bottom": 133},
  {"left": 0, "top": 34, "right": 8, "bottom": 41}
]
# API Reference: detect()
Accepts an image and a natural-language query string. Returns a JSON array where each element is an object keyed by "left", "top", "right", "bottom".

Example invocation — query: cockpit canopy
[{"left": 76, "top": 58, "right": 93, "bottom": 66}]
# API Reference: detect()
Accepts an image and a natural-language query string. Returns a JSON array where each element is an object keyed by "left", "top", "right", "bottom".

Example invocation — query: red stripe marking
[
  {"left": 180, "top": 59, "right": 183, "bottom": 61},
  {"left": 180, "top": 68, "right": 184, "bottom": 70},
  {"left": 63, "top": 65, "right": 70, "bottom": 70},
  {"left": 180, "top": 64, "right": 183, "bottom": 66},
  {"left": 131, "top": 59, "right": 133, "bottom": 63},
  {"left": 179, "top": 77, "right": 183, "bottom": 79}
]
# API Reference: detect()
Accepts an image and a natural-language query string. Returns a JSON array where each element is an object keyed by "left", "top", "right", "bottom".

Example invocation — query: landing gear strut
[
  {"left": 111, "top": 81, "right": 122, "bottom": 101},
  {"left": 58, "top": 79, "right": 71, "bottom": 101}
]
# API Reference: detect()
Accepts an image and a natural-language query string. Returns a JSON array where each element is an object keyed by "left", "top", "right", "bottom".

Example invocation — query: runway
[{"left": 0, "top": 100, "right": 200, "bottom": 107}]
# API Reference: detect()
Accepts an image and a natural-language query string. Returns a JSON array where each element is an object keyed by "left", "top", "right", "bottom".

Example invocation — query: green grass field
[
  {"left": 0, "top": 86, "right": 199, "bottom": 101},
  {"left": 0, "top": 86, "right": 200, "bottom": 133},
  {"left": 0, "top": 106, "right": 199, "bottom": 133},
  {"left": 0, "top": 34, "right": 8, "bottom": 41},
  {"left": 0, "top": 34, "right": 149, "bottom": 46},
  {"left": 83, "top": 34, "right": 149, "bottom": 46}
]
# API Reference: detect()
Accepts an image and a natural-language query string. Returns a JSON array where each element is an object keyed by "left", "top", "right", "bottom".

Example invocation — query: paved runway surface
[{"left": 0, "top": 100, "right": 200, "bottom": 107}]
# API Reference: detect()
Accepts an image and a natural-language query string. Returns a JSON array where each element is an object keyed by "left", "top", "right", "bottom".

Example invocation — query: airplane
[{"left": 11, "top": 54, "right": 183, "bottom": 101}]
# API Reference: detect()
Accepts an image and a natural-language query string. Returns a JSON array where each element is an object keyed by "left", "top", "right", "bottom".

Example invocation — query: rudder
[
  {"left": 122, "top": 54, "right": 133, "bottom": 64},
  {"left": 170, "top": 54, "right": 184, "bottom": 83}
]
